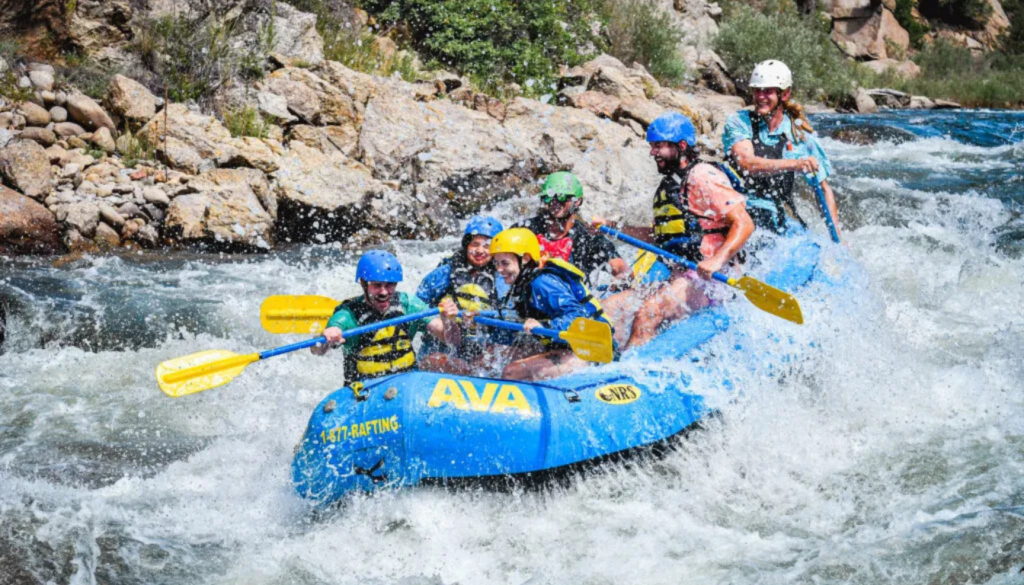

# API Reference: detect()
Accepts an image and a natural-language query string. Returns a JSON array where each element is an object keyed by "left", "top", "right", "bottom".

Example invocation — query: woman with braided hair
[{"left": 723, "top": 60, "right": 843, "bottom": 241}]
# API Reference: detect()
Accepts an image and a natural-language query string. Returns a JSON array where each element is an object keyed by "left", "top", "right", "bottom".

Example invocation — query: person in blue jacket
[
  {"left": 488, "top": 227, "right": 614, "bottom": 381},
  {"left": 416, "top": 216, "right": 506, "bottom": 309}
]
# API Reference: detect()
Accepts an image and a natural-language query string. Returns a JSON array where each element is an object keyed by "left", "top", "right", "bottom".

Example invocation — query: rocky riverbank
[{"left": 0, "top": 51, "right": 756, "bottom": 257}]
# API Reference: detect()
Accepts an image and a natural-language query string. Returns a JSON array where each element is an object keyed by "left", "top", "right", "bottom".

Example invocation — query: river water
[{"left": 1, "top": 110, "right": 1022, "bottom": 584}]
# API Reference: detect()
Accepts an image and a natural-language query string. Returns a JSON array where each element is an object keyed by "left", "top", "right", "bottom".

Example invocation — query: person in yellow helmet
[{"left": 488, "top": 228, "right": 615, "bottom": 381}]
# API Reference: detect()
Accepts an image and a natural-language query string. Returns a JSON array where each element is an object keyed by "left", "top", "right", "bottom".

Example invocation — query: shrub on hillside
[
  {"left": 604, "top": 0, "right": 687, "bottom": 85},
  {"left": 917, "top": 0, "right": 992, "bottom": 28},
  {"left": 894, "top": 0, "right": 929, "bottom": 48},
  {"left": 714, "top": 5, "right": 855, "bottom": 102},
  {"left": 359, "top": 0, "right": 603, "bottom": 94}
]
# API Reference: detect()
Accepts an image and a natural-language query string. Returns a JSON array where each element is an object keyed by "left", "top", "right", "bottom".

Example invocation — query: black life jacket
[
  {"left": 652, "top": 162, "right": 731, "bottom": 263},
  {"left": 508, "top": 258, "right": 611, "bottom": 331},
  {"left": 440, "top": 254, "right": 498, "bottom": 309},
  {"left": 729, "top": 114, "right": 802, "bottom": 232},
  {"left": 335, "top": 293, "right": 416, "bottom": 382}
]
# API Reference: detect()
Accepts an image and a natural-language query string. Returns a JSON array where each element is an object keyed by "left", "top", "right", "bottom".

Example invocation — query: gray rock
[
  {"left": 135, "top": 223, "right": 160, "bottom": 247},
  {"left": 50, "top": 106, "right": 68, "bottom": 123},
  {"left": 54, "top": 122, "right": 87, "bottom": 138},
  {"left": 66, "top": 92, "right": 117, "bottom": 133},
  {"left": 908, "top": 95, "right": 935, "bottom": 109},
  {"left": 117, "top": 201, "right": 145, "bottom": 219},
  {"left": 62, "top": 200, "right": 100, "bottom": 237},
  {"left": 98, "top": 202, "right": 126, "bottom": 227},
  {"left": 137, "top": 104, "right": 238, "bottom": 174},
  {"left": 20, "top": 127, "right": 57, "bottom": 147},
  {"left": 55, "top": 91, "right": 68, "bottom": 107},
  {"left": 164, "top": 168, "right": 274, "bottom": 250},
  {"left": 142, "top": 203, "right": 165, "bottom": 222},
  {"left": 142, "top": 186, "right": 170, "bottom": 207},
  {"left": 92, "top": 127, "right": 117, "bottom": 153},
  {"left": 40, "top": 90, "right": 56, "bottom": 105},
  {"left": 257, "top": 91, "right": 297, "bottom": 124},
  {"left": 106, "top": 74, "right": 157, "bottom": 123},
  {"left": 852, "top": 88, "right": 879, "bottom": 113},
  {"left": 28, "top": 70, "right": 55, "bottom": 92},
  {"left": 94, "top": 221, "right": 121, "bottom": 247},
  {"left": 0, "top": 140, "right": 53, "bottom": 199},
  {"left": 19, "top": 102, "right": 51, "bottom": 127},
  {"left": 0, "top": 129, "right": 12, "bottom": 148},
  {"left": 0, "top": 184, "right": 65, "bottom": 255}
]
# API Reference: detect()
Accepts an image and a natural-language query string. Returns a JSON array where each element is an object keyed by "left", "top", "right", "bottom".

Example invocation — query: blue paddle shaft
[
  {"left": 474, "top": 315, "right": 561, "bottom": 341},
  {"left": 257, "top": 308, "right": 442, "bottom": 360},
  {"left": 598, "top": 226, "right": 732, "bottom": 285},
  {"left": 810, "top": 177, "right": 841, "bottom": 243}
]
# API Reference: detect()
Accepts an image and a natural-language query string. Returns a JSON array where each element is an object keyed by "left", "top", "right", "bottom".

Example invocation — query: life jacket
[
  {"left": 537, "top": 233, "right": 574, "bottom": 262},
  {"left": 335, "top": 293, "right": 416, "bottom": 381},
  {"left": 438, "top": 255, "right": 498, "bottom": 308},
  {"left": 652, "top": 162, "right": 731, "bottom": 263},
  {"left": 510, "top": 258, "right": 611, "bottom": 330},
  {"left": 728, "top": 114, "right": 801, "bottom": 232}
]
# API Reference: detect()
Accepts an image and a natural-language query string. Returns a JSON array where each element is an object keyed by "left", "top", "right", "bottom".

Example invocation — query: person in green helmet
[{"left": 513, "top": 171, "right": 630, "bottom": 288}]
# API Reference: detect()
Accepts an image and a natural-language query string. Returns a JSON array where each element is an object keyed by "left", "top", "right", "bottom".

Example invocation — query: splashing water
[{"left": 1, "top": 110, "right": 1022, "bottom": 584}]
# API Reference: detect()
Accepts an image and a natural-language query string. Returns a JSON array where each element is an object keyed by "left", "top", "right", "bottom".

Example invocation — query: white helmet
[{"left": 749, "top": 60, "right": 792, "bottom": 90}]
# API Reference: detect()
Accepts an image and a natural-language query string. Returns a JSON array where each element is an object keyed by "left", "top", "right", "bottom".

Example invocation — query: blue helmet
[
  {"left": 464, "top": 216, "right": 504, "bottom": 239},
  {"left": 646, "top": 112, "right": 697, "bottom": 146},
  {"left": 355, "top": 250, "right": 403, "bottom": 283}
]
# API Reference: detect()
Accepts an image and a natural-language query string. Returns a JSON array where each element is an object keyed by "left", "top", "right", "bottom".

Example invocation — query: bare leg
[
  {"left": 418, "top": 353, "right": 474, "bottom": 376},
  {"left": 625, "top": 273, "right": 709, "bottom": 349},
  {"left": 501, "top": 349, "right": 587, "bottom": 381}
]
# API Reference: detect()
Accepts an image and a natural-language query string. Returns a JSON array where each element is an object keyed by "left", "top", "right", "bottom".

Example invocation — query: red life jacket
[{"left": 537, "top": 233, "right": 573, "bottom": 262}]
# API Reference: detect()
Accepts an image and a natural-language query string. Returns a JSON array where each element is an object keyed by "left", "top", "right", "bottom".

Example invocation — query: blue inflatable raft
[{"left": 292, "top": 237, "right": 824, "bottom": 505}]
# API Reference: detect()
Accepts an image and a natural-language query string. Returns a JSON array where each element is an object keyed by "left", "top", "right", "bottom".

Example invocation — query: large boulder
[
  {"left": 831, "top": 8, "right": 910, "bottom": 60},
  {"left": 0, "top": 185, "right": 64, "bottom": 255},
  {"left": 138, "top": 104, "right": 238, "bottom": 174},
  {"left": 164, "top": 168, "right": 274, "bottom": 250},
  {"left": 18, "top": 102, "right": 51, "bottom": 127},
  {"left": 359, "top": 83, "right": 521, "bottom": 218},
  {"left": 0, "top": 140, "right": 52, "bottom": 199},
  {"left": 272, "top": 142, "right": 441, "bottom": 241},
  {"left": 66, "top": 92, "right": 117, "bottom": 134},
  {"left": 271, "top": 1, "right": 325, "bottom": 65},
  {"left": 67, "top": 0, "right": 133, "bottom": 53},
  {"left": 502, "top": 99, "right": 658, "bottom": 224},
  {"left": 106, "top": 74, "right": 158, "bottom": 124},
  {"left": 261, "top": 67, "right": 360, "bottom": 127}
]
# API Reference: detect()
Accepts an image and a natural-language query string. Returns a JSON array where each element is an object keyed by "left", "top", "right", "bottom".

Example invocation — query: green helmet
[{"left": 540, "top": 171, "right": 583, "bottom": 203}]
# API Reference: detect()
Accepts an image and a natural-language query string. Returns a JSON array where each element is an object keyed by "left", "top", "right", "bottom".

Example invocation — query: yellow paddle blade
[
  {"left": 559, "top": 317, "right": 615, "bottom": 364},
  {"left": 730, "top": 276, "right": 804, "bottom": 325},
  {"left": 155, "top": 350, "right": 260, "bottom": 397},
  {"left": 260, "top": 295, "right": 338, "bottom": 334}
]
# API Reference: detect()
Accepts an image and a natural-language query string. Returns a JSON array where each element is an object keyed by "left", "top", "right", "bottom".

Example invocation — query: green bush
[
  {"left": 714, "top": 5, "right": 855, "bottom": 102},
  {"left": 1000, "top": 0, "right": 1024, "bottom": 54},
  {"left": 55, "top": 51, "right": 117, "bottom": 99},
  {"left": 358, "top": 0, "right": 603, "bottom": 94},
  {"left": 918, "top": 0, "right": 992, "bottom": 28},
  {"left": 223, "top": 105, "right": 270, "bottom": 139},
  {"left": 603, "top": 0, "right": 687, "bottom": 85},
  {"left": 894, "top": 0, "right": 928, "bottom": 48}
]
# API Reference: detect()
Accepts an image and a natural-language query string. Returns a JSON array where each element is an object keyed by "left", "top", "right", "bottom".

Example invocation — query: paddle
[
  {"left": 809, "top": 176, "right": 841, "bottom": 243},
  {"left": 598, "top": 226, "right": 804, "bottom": 325},
  {"left": 155, "top": 308, "right": 441, "bottom": 397},
  {"left": 259, "top": 294, "right": 612, "bottom": 361},
  {"left": 474, "top": 315, "right": 614, "bottom": 364},
  {"left": 260, "top": 294, "right": 339, "bottom": 334}
]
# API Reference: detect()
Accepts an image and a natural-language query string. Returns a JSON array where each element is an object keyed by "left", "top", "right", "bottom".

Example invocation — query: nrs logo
[
  {"left": 427, "top": 378, "right": 533, "bottom": 415},
  {"left": 595, "top": 384, "right": 641, "bottom": 405}
]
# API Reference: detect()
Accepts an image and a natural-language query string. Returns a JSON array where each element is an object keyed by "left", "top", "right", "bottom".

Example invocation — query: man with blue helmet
[
  {"left": 594, "top": 111, "right": 754, "bottom": 349},
  {"left": 313, "top": 250, "right": 460, "bottom": 382}
]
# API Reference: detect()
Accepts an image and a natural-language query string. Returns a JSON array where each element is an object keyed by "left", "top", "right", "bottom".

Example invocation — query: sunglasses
[{"left": 540, "top": 193, "right": 575, "bottom": 204}]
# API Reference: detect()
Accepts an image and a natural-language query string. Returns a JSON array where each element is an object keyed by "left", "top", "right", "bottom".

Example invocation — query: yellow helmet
[{"left": 489, "top": 228, "right": 542, "bottom": 263}]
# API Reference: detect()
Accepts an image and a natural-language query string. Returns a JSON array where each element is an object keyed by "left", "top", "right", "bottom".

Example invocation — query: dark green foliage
[
  {"left": 714, "top": 5, "right": 855, "bottom": 102},
  {"left": 918, "top": 0, "right": 992, "bottom": 28},
  {"left": 604, "top": 0, "right": 687, "bottom": 85},
  {"left": 1001, "top": 0, "right": 1024, "bottom": 55},
  {"left": 894, "top": 0, "right": 928, "bottom": 48},
  {"left": 359, "top": 0, "right": 603, "bottom": 92}
]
